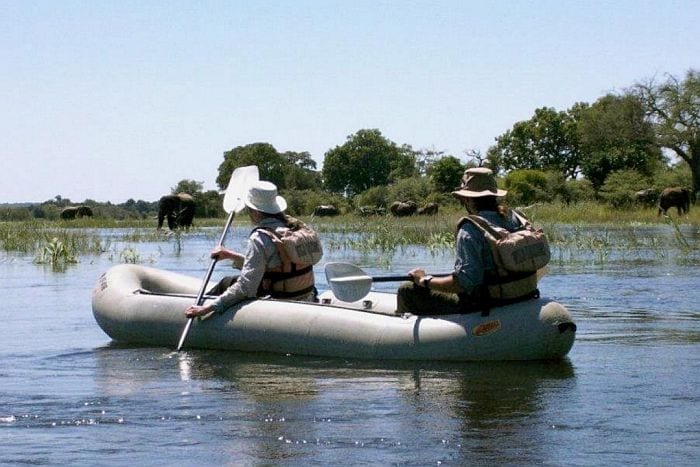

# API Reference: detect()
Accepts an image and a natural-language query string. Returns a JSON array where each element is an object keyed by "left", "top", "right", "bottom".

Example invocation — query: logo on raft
[
  {"left": 92, "top": 273, "right": 108, "bottom": 297},
  {"left": 472, "top": 320, "right": 501, "bottom": 337}
]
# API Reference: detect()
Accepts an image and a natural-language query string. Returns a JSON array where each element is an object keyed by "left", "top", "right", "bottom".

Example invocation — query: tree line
[
  {"left": 214, "top": 70, "right": 698, "bottom": 214},
  {"left": 2, "top": 69, "right": 697, "bottom": 221}
]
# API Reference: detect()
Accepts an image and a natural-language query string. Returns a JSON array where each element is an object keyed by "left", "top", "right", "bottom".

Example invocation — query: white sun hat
[{"left": 244, "top": 180, "right": 287, "bottom": 214}]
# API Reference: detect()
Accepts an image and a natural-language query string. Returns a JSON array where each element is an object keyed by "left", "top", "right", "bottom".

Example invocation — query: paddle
[
  {"left": 324, "top": 262, "right": 451, "bottom": 302},
  {"left": 176, "top": 165, "right": 259, "bottom": 351}
]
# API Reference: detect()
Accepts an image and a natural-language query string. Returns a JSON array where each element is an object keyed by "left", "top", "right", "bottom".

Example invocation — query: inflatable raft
[{"left": 91, "top": 264, "right": 576, "bottom": 361}]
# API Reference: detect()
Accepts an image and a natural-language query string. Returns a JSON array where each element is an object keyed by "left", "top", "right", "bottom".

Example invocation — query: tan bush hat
[
  {"left": 244, "top": 181, "right": 287, "bottom": 214},
  {"left": 452, "top": 167, "right": 507, "bottom": 198}
]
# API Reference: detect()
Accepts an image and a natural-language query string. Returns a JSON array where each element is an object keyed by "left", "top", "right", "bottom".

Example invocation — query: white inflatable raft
[{"left": 91, "top": 264, "right": 576, "bottom": 361}]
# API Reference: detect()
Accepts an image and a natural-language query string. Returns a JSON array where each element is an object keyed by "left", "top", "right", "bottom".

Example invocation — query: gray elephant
[
  {"left": 417, "top": 202, "right": 439, "bottom": 215},
  {"left": 634, "top": 188, "right": 658, "bottom": 207},
  {"left": 158, "top": 193, "right": 195, "bottom": 230},
  {"left": 312, "top": 205, "right": 339, "bottom": 217},
  {"left": 60, "top": 205, "right": 93, "bottom": 220},
  {"left": 389, "top": 201, "right": 417, "bottom": 217},
  {"left": 658, "top": 187, "right": 691, "bottom": 216}
]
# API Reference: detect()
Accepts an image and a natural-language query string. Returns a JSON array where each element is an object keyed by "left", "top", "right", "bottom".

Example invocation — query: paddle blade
[
  {"left": 328, "top": 275, "right": 373, "bottom": 302},
  {"left": 325, "top": 262, "right": 372, "bottom": 302},
  {"left": 223, "top": 165, "right": 259, "bottom": 213}
]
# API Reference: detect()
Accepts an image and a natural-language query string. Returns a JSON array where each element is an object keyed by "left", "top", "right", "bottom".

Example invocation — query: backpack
[
  {"left": 256, "top": 224, "right": 323, "bottom": 267},
  {"left": 461, "top": 210, "right": 550, "bottom": 273},
  {"left": 253, "top": 223, "right": 323, "bottom": 300}
]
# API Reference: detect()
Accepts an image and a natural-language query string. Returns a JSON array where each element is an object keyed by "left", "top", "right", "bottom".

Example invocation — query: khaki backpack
[{"left": 462, "top": 210, "right": 550, "bottom": 273}]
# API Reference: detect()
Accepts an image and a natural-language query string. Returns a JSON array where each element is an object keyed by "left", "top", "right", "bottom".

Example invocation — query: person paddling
[
  {"left": 185, "top": 180, "right": 322, "bottom": 318},
  {"left": 397, "top": 167, "right": 546, "bottom": 315}
]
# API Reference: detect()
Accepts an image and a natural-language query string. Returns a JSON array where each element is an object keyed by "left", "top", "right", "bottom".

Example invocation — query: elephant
[
  {"left": 158, "top": 193, "right": 195, "bottom": 230},
  {"left": 658, "top": 187, "right": 691, "bottom": 216},
  {"left": 60, "top": 205, "right": 93, "bottom": 220},
  {"left": 389, "top": 201, "right": 417, "bottom": 217},
  {"left": 634, "top": 188, "right": 658, "bottom": 207},
  {"left": 312, "top": 205, "right": 339, "bottom": 217},
  {"left": 417, "top": 202, "right": 439, "bottom": 216}
]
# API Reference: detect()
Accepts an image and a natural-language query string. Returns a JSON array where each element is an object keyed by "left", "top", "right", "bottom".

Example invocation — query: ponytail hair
[{"left": 470, "top": 196, "right": 509, "bottom": 219}]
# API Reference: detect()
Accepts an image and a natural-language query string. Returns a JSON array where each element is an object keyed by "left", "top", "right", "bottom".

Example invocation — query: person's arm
[
  {"left": 185, "top": 234, "right": 270, "bottom": 318},
  {"left": 408, "top": 268, "right": 466, "bottom": 293},
  {"left": 451, "top": 223, "right": 488, "bottom": 295}
]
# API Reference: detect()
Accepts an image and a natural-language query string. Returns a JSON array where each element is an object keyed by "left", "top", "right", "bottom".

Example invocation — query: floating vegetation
[
  {"left": 119, "top": 247, "right": 141, "bottom": 264},
  {"left": 34, "top": 237, "right": 78, "bottom": 271}
]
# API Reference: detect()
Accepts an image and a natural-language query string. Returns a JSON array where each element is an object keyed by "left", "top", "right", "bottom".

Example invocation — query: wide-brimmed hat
[
  {"left": 452, "top": 167, "right": 507, "bottom": 198},
  {"left": 244, "top": 180, "right": 287, "bottom": 214}
]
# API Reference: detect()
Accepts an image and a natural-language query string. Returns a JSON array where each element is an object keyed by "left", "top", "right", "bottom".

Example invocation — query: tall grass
[
  {"left": 34, "top": 237, "right": 78, "bottom": 271},
  {"left": 0, "top": 221, "right": 108, "bottom": 254},
  {"left": 2, "top": 201, "right": 698, "bottom": 269}
]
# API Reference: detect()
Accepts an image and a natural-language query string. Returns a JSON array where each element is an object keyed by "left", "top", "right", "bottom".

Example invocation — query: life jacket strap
[{"left": 262, "top": 264, "right": 313, "bottom": 281}]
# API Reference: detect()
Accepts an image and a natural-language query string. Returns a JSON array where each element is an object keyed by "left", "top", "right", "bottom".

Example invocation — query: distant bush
[
  {"left": 504, "top": 169, "right": 550, "bottom": 206},
  {"left": 564, "top": 178, "right": 596, "bottom": 203},
  {"left": 598, "top": 169, "right": 651, "bottom": 208},
  {"left": 354, "top": 185, "right": 389, "bottom": 209},
  {"left": 281, "top": 189, "right": 349, "bottom": 216},
  {"left": 653, "top": 164, "right": 692, "bottom": 190},
  {"left": 387, "top": 177, "right": 432, "bottom": 204},
  {"left": 0, "top": 207, "right": 33, "bottom": 221}
]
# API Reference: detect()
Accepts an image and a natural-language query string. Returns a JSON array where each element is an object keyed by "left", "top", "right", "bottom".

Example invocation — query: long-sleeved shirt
[
  {"left": 208, "top": 217, "right": 288, "bottom": 313},
  {"left": 453, "top": 209, "right": 523, "bottom": 295}
]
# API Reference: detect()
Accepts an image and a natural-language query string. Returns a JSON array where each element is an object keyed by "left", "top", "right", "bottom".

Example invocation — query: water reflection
[{"left": 92, "top": 344, "right": 575, "bottom": 464}]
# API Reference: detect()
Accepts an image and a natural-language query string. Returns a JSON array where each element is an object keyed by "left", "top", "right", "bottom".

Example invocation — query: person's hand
[
  {"left": 185, "top": 304, "right": 214, "bottom": 318},
  {"left": 408, "top": 268, "right": 426, "bottom": 286},
  {"left": 210, "top": 246, "right": 244, "bottom": 268},
  {"left": 210, "top": 246, "right": 230, "bottom": 261}
]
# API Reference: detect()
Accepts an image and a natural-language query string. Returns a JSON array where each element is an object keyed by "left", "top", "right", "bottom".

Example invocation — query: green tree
[
  {"left": 429, "top": 155, "right": 464, "bottom": 193},
  {"left": 322, "top": 129, "right": 403, "bottom": 197},
  {"left": 217, "top": 143, "right": 287, "bottom": 190},
  {"left": 196, "top": 190, "right": 225, "bottom": 218},
  {"left": 632, "top": 69, "right": 700, "bottom": 195},
  {"left": 487, "top": 106, "right": 582, "bottom": 178},
  {"left": 217, "top": 143, "right": 320, "bottom": 191},
  {"left": 578, "top": 94, "right": 661, "bottom": 190},
  {"left": 171, "top": 179, "right": 204, "bottom": 195},
  {"left": 280, "top": 151, "right": 321, "bottom": 190},
  {"left": 390, "top": 144, "right": 419, "bottom": 181},
  {"left": 414, "top": 147, "right": 444, "bottom": 176}
]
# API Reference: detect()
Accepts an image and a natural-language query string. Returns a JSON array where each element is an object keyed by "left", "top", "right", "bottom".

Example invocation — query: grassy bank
[{"left": 1, "top": 202, "right": 698, "bottom": 269}]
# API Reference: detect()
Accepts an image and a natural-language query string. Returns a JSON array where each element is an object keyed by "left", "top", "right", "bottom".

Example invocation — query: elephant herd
[
  {"left": 634, "top": 187, "right": 693, "bottom": 216},
  {"left": 55, "top": 185, "right": 695, "bottom": 232},
  {"left": 311, "top": 201, "right": 439, "bottom": 218},
  {"left": 55, "top": 186, "right": 691, "bottom": 230}
]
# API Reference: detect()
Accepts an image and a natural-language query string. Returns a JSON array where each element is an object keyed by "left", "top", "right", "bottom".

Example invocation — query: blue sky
[{"left": 2, "top": 0, "right": 698, "bottom": 203}]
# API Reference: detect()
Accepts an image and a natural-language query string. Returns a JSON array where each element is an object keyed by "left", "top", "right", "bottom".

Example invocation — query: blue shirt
[{"left": 454, "top": 209, "right": 523, "bottom": 294}]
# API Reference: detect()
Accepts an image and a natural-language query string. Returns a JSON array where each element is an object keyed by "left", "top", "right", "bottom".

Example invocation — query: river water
[{"left": 1, "top": 225, "right": 699, "bottom": 465}]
